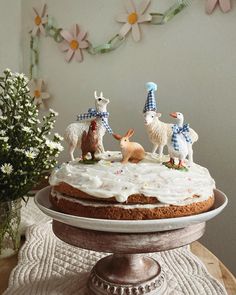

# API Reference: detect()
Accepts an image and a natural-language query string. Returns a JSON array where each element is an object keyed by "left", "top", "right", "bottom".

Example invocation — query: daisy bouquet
[{"left": 0, "top": 69, "right": 63, "bottom": 202}]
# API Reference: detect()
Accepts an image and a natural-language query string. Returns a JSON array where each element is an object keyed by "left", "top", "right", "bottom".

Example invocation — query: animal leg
[
  {"left": 187, "top": 144, "right": 193, "bottom": 166},
  {"left": 91, "top": 152, "right": 96, "bottom": 160},
  {"left": 158, "top": 145, "right": 164, "bottom": 157},
  {"left": 152, "top": 144, "right": 158, "bottom": 154},
  {"left": 121, "top": 154, "right": 131, "bottom": 164},
  {"left": 178, "top": 160, "right": 185, "bottom": 168},
  {"left": 69, "top": 144, "right": 75, "bottom": 161},
  {"left": 97, "top": 140, "right": 105, "bottom": 153}
]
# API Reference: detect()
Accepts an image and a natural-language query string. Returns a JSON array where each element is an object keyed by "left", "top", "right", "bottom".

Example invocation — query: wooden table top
[{"left": 0, "top": 241, "right": 235, "bottom": 294}]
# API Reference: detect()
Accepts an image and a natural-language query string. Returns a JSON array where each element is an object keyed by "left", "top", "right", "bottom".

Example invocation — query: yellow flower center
[
  {"left": 70, "top": 40, "right": 79, "bottom": 50},
  {"left": 128, "top": 12, "right": 138, "bottom": 24},
  {"left": 34, "top": 15, "right": 42, "bottom": 26},
  {"left": 34, "top": 89, "right": 41, "bottom": 98}
]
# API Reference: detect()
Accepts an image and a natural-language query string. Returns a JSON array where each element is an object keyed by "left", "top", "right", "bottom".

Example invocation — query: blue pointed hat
[{"left": 143, "top": 82, "right": 158, "bottom": 113}]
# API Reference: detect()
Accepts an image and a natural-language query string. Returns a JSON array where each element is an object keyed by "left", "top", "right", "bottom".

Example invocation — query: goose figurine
[{"left": 165, "top": 112, "right": 192, "bottom": 170}]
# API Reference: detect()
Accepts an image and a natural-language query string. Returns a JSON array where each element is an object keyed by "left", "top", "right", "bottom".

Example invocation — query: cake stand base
[
  {"left": 52, "top": 220, "right": 205, "bottom": 295},
  {"left": 88, "top": 254, "right": 167, "bottom": 295}
]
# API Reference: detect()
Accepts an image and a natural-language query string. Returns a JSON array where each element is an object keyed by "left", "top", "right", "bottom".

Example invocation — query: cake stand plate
[{"left": 35, "top": 187, "right": 227, "bottom": 233}]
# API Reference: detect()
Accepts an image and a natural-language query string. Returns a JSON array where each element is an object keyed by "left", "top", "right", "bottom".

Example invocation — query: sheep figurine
[
  {"left": 113, "top": 129, "right": 145, "bottom": 164},
  {"left": 143, "top": 82, "right": 198, "bottom": 164},
  {"left": 64, "top": 91, "right": 111, "bottom": 161}
]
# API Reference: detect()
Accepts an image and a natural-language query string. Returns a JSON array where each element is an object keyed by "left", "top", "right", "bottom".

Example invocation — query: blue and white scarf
[
  {"left": 77, "top": 108, "right": 113, "bottom": 134},
  {"left": 171, "top": 124, "right": 192, "bottom": 151}
]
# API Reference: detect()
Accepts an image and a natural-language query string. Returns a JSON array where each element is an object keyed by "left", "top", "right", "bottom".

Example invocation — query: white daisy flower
[
  {"left": 19, "top": 73, "right": 28, "bottom": 82},
  {"left": 22, "top": 126, "right": 32, "bottom": 133},
  {"left": 45, "top": 139, "right": 56, "bottom": 149},
  {"left": 4, "top": 68, "right": 11, "bottom": 74},
  {"left": 25, "top": 150, "right": 38, "bottom": 159},
  {"left": 53, "top": 142, "right": 64, "bottom": 151},
  {"left": 28, "top": 118, "right": 35, "bottom": 124},
  {"left": 54, "top": 133, "right": 64, "bottom": 141},
  {"left": 0, "top": 136, "right": 9, "bottom": 142},
  {"left": 0, "top": 130, "right": 6, "bottom": 136},
  {"left": 14, "top": 147, "right": 25, "bottom": 153},
  {"left": 49, "top": 109, "right": 59, "bottom": 116},
  {"left": 1, "top": 163, "right": 13, "bottom": 175},
  {"left": 14, "top": 115, "right": 21, "bottom": 120}
]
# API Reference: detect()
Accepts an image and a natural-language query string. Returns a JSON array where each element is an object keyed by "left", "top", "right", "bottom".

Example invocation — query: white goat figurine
[
  {"left": 64, "top": 91, "right": 110, "bottom": 161},
  {"left": 144, "top": 111, "right": 198, "bottom": 164}
]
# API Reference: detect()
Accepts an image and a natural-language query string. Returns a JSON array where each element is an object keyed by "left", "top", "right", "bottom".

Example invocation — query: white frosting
[
  {"left": 49, "top": 151, "right": 215, "bottom": 204},
  {"left": 51, "top": 189, "right": 212, "bottom": 208}
]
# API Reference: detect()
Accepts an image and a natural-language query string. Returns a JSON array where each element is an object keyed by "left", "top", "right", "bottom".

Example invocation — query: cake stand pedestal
[{"left": 52, "top": 220, "right": 206, "bottom": 295}]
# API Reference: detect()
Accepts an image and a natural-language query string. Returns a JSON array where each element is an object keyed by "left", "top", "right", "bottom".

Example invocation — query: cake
[
  {"left": 49, "top": 152, "right": 215, "bottom": 220},
  {"left": 50, "top": 84, "right": 216, "bottom": 220}
]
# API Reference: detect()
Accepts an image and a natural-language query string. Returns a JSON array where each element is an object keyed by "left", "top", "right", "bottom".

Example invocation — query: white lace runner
[{"left": 4, "top": 220, "right": 227, "bottom": 295}]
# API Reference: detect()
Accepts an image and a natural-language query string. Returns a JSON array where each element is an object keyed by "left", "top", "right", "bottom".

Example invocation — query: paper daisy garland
[
  {"left": 116, "top": 0, "right": 152, "bottom": 41},
  {"left": 32, "top": 4, "right": 48, "bottom": 36},
  {"left": 59, "top": 24, "right": 89, "bottom": 62},
  {"left": 29, "top": 0, "right": 232, "bottom": 103},
  {"left": 29, "top": 79, "right": 50, "bottom": 107}
]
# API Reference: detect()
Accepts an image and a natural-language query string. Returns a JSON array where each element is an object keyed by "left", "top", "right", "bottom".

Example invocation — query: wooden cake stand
[
  {"left": 35, "top": 187, "right": 227, "bottom": 295},
  {"left": 52, "top": 220, "right": 205, "bottom": 295}
]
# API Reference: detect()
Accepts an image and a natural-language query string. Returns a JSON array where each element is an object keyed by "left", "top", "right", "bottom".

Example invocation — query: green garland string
[
  {"left": 151, "top": 0, "right": 188, "bottom": 24},
  {"left": 87, "top": 34, "right": 125, "bottom": 55},
  {"left": 30, "top": 36, "right": 40, "bottom": 79}
]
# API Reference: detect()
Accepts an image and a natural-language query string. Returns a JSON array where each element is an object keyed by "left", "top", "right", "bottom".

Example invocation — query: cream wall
[
  {"left": 20, "top": 0, "right": 236, "bottom": 274},
  {"left": 0, "top": 0, "right": 22, "bottom": 71}
]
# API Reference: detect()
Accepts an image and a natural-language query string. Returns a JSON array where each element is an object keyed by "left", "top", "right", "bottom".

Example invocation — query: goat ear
[
  {"left": 100, "top": 91, "right": 103, "bottom": 97},
  {"left": 125, "top": 129, "right": 134, "bottom": 138},
  {"left": 113, "top": 133, "right": 122, "bottom": 140},
  {"left": 94, "top": 91, "right": 98, "bottom": 99},
  {"left": 157, "top": 112, "right": 162, "bottom": 118}
]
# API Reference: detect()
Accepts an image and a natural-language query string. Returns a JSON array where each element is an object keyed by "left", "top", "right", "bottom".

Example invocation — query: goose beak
[{"left": 170, "top": 112, "right": 177, "bottom": 118}]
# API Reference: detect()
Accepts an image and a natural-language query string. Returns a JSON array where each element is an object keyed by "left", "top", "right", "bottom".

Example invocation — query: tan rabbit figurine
[{"left": 113, "top": 129, "right": 145, "bottom": 164}]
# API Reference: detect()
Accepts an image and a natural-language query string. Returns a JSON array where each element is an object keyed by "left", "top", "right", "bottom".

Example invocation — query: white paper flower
[
  {"left": 29, "top": 79, "right": 50, "bottom": 107},
  {"left": 1, "top": 163, "right": 13, "bottom": 175},
  {"left": 116, "top": 0, "right": 152, "bottom": 41},
  {"left": 32, "top": 4, "right": 48, "bottom": 36},
  {"left": 59, "top": 24, "right": 89, "bottom": 62}
]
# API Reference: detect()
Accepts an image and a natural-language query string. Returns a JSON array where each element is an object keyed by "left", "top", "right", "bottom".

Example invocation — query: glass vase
[{"left": 0, "top": 198, "right": 21, "bottom": 259}]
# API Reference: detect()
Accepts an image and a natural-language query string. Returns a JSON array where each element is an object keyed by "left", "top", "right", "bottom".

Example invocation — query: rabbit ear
[
  {"left": 125, "top": 129, "right": 134, "bottom": 138},
  {"left": 94, "top": 91, "right": 98, "bottom": 99},
  {"left": 113, "top": 133, "right": 122, "bottom": 140},
  {"left": 100, "top": 91, "right": 103, "bottom": 97}
]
